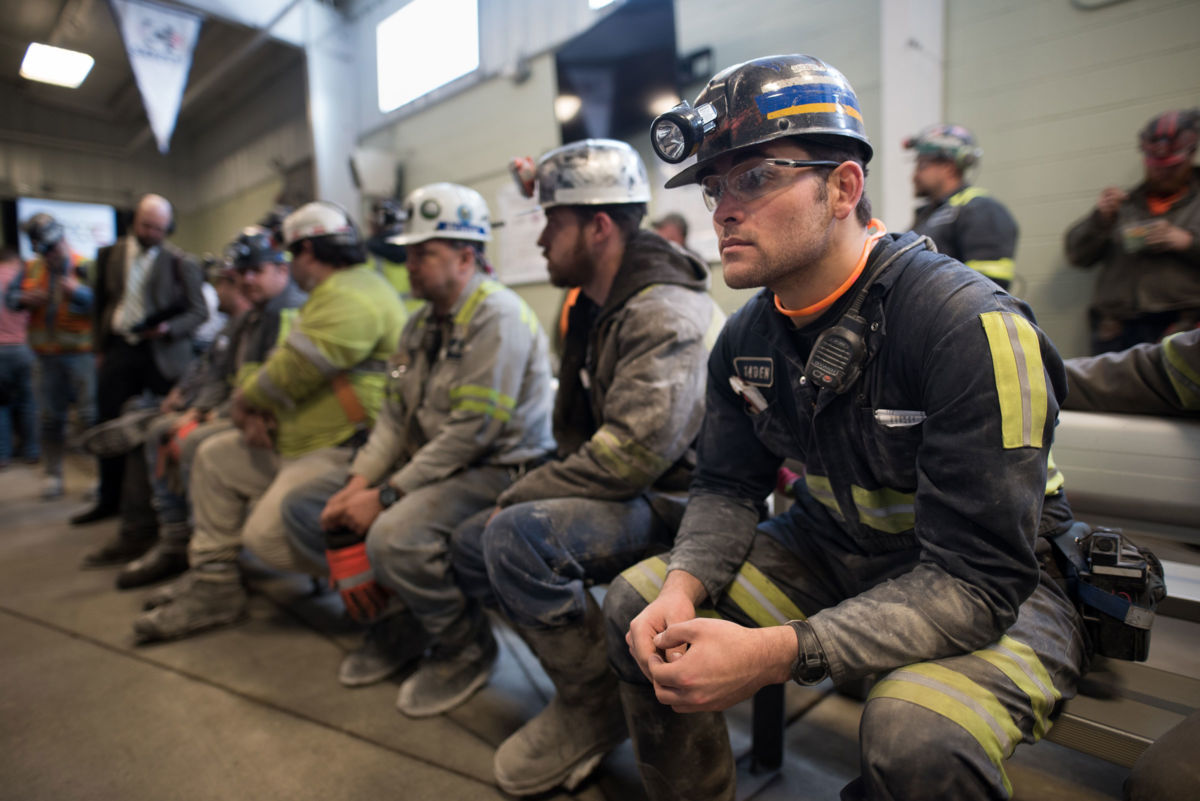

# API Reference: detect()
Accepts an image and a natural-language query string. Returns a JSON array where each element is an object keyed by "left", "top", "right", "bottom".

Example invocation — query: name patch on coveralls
[{"left": 734, "top": 356, "right": 774, "bottom": 387}]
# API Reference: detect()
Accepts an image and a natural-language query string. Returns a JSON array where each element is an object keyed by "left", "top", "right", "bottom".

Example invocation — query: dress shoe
[
  {"left": 81, "top": 537, "right": 154, "bottom": 569},
  {"left": 70, "top": 504, "right": 119, "bottom": 526},
  {"left": 116, "top": 544, "right": 189, "bottom": 589}
]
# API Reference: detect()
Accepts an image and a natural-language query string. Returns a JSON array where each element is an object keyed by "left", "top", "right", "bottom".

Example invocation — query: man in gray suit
[{"left": 77, "top": 194, "right": 208, "bottom": 568}]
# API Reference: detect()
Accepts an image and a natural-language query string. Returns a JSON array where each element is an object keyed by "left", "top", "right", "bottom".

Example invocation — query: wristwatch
[
  {"left": 378, "top": 483, "right": 402, "bottom": 509},
  {"left": 787, "top": 619, "right": 829, "bottom": 685}
]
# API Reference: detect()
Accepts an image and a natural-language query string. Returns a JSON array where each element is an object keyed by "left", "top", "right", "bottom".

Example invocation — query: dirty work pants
[
  {"left": 453, "top": 495, "right": 680, "bottom": 631},
  {"left": 281, "top": 464, "right": 513, "bottom": 639},
  {"left": 145, "top": 414, "right": 233, "bottom": 546},
  {"left": 604, "top": 500, "right": 1087, "bottom": 801},
  {"left": 187, "top": 427, "right": 351, "bottom": 574}
]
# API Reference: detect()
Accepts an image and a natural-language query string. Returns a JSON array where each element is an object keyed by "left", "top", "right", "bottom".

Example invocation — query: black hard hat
[
  {"left": 22, "top": 213, "right": 66, "bottom": 255},
  {"left": 225, "top": 226, "right": 285, "bottom": 271},
  {"left": 650, "top": 54, "right": 873, "bottom": 188}
]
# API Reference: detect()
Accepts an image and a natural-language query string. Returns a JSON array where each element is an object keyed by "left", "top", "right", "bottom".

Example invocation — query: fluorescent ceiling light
[{"left": 20, "top": 42, "right": 94, "bottom": 88}]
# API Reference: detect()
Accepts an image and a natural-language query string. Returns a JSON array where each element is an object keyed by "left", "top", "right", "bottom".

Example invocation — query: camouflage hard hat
[
  {"left": 903, "top": 124, "right": 982, "bottom": 170},
  {"left": 1139, "top": 108, "right": 1199, "bottom": 167}
]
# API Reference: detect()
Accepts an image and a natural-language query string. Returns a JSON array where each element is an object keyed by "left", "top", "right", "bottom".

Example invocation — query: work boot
[
  {"left": 618, "top": 681, "right": 735, "bottom": 801},
  {"left": 339, "top": 608, "right": 428, "bottom": 688},
  {"left": 132, "top": 563, "right": 247, "bottom": 643},
  {"left": 493, "top": 598, "right": 628, "bottom": 796},
  {"left": 396, "top": 606, "right": 496, "bottom": 718},
  {"left": 81, "top": 535, "right": 154, "bottom": 568},
  {"left": 70, "top": 504, "right": 119, "bottom": 526},
  {"left": 142, "top": 569, "right": 199, "bottom": 610},
  {"left": 116, "top": 542, "right": 189, "bottom": 589},
  {"left": 41, "top": 474, "right": 64, "bottom": 499}
]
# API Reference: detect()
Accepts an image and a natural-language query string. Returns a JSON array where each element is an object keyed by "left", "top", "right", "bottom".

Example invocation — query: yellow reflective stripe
[
  {"left": 278, "top": 308, "right": 298, "bottom": 342},
  {"left": 453, "top": 399, "right": 511, "bottom": 421},
  {"left": 850, "top": 485, "right": 915, "bottom": 534},
  {"left": 1162, "top": 332, "right": 1200, "bottom": 410},
  {"left": 872, "top": 664, "right": 1018, "bottom": 796},
  {"left": 966, "top": 258, "right": 1015, "bottom": 282},
  {"left": 592, "top": 426, "right": 671, "bottom": 484},
  {"left": 976, "top": 636, "right": 1061, "bottom": 741},
  {"left": 620, "top": 556, "right": 668, "bottom": 603},
  {"left": 980, "top": 312, "right": 1049, "bottom": 449},
  {"left": 766, "top": 102, "right": 863, "bottom": 123},
  {"left": 453, "top": 279, "right": 504, "bottom": 326},
  {"left": 805, "top": 474, "right": 841, "bottom": 516},
  {"left": 518, "top": 300, "right": 539, "bottom": 337},
  {"left": 725, "top": 561, "right": 806, "bottom": 627},
  {"left": 450, "top": 385, "right": 515, "bottom": 408},
  {"left": 1045, "top": 450, "right": 1065, "bottom": 495},
  {"left": 949, "top": 187, "right": 989, "bottom": 207}
]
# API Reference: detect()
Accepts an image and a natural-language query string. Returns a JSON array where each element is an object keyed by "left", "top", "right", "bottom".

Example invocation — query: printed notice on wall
[{"left": 494, "top": 181, "right": 550, "bottom": 286}]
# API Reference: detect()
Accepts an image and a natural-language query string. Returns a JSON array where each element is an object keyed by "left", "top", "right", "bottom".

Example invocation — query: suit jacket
[{"left": 93, "top": 236, "right": 208, "bottom": 382}]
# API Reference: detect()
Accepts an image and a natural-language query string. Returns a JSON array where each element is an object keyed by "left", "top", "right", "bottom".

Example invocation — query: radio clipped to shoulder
[
  {"left": 1050, "top": 523, "right": 1166, "bottom": 662},
  {"left": 803, "top": 235, "right": 932, "bottom": 394}
]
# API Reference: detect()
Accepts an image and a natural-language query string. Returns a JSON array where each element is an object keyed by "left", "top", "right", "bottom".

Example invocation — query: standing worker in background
[
  {"left": 1066, "top": 108, "right": 1200, "bottom": 354},
  {"left": 5, "top": 215, "right": 94, "bottom": 498},
  {"left": 906, "top": 124, "right": 1019, "bottom": 290},
  {"left": 77, "top": 194, "right": 208, "bottom": 571},
  {"left": 131, "top": 202, "right": 405, "bottom": 643},
  {"left": 607, "top": 54, "right": 1087, "bottom": 801}
]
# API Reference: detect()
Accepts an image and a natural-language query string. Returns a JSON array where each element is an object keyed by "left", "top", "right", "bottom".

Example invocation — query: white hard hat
[
  {"left": 390, "top": 183, "right": 491, "bottom": 245},
  {"left": 281, "top": 202, "right": 360, "bottom": 249},
  {"left": 523, "top": 139, "right": 652, "bottom": 209}
]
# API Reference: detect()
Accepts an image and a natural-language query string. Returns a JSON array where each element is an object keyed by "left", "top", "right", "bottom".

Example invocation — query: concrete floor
[{"left": 0, "top": 456, "right": 1157, "bottom": 800}]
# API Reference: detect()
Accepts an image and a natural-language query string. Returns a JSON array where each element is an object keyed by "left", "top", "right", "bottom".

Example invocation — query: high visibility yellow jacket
[{"left": 239, "top": 265, "right": 407, "bottom": 458}]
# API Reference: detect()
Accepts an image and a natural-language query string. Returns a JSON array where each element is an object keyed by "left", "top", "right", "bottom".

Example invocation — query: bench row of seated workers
[{"left": 4, "top": 53, "right": 1199, "bottom": 801}]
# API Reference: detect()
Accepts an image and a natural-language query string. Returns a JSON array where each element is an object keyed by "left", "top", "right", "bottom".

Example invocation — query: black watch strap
[
  {"left": 378, "top": 483, "right": 402, "bottom": 509},
  {"left": 787, "top": 619, "right": 829, "bottom": 685}
]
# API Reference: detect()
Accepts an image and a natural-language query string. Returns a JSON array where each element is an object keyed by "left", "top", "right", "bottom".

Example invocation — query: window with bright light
[
  {"left": 377, "top": 0, "right": 480, "bottom": 114},
  {"left": 589, "top": 0, "right": 616, "bottom": 9}
]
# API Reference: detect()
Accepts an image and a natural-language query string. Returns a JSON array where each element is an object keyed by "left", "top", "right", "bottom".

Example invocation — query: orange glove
[{"left": 324, "top": 528, "right": 390, "bottom": 623}]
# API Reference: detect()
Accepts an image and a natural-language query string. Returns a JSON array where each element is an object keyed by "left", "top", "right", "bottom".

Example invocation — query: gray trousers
[
  {"left": 281, "top": 464, "right": 514, "bottom": 640},
  {"left": 605, "top": 503, "right": 1087, "bottom": 801},
  {"left": 187, "top": 427, "right": 352, "bottom": 573}
]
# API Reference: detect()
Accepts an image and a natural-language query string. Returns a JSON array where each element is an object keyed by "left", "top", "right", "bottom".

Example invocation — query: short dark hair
[
  {"left": 797, "top": 137, "right": 873, "bottom": 226},
  {"left": 301, "top": 237, "right": 366, "bottom": 268},
  {"left": 571, "top": 203, "right": 647, "bottom": 243}
]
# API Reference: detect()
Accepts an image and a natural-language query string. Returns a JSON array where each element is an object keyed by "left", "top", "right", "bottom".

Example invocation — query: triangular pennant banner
[{"left": 112, "top": 0, "right": 202, "bottom": 154}]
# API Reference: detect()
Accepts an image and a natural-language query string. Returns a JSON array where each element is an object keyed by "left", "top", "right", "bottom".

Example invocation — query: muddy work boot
[
  {"left": 396, "top": 607, "right": 496, "bottom": 718},
  {"left": 493, "top": 599, "right": 628, "bottom": 796},
  {"left": 340, "top": 608, "right": 428, "bottom": 688},
  {"left": 132, "top": 563, "right": 247, "bottom": 644},
  {"left": 116, "top": 540, "right": 189, "bottom": 590}
]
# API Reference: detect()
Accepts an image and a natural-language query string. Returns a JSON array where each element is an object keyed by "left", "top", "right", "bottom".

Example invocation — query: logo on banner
[{"left": 112, "top": 0, "right": 202, "bottom": 154}]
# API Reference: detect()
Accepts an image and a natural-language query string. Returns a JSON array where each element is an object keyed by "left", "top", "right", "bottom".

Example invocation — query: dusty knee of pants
[
  {"left": 602, "top": 576, "right": 651, "bottom": 683},
  {"left": 859, "top": 695, "right": 961, "bottom": 790}
]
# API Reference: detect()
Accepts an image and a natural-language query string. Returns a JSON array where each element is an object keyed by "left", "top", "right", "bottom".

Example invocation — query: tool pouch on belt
[{"left": 1046, "top": 522, "right": 1167, "bottom": 661}]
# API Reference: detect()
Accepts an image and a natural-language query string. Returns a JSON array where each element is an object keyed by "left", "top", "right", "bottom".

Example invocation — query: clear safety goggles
[{"left": 699, "top": 158, "right": 841, "bottom": 211}]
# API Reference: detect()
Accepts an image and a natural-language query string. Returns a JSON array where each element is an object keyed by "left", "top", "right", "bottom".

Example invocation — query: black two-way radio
[{"left": 804, "top": 236, "right": 931, "bottom": 394}]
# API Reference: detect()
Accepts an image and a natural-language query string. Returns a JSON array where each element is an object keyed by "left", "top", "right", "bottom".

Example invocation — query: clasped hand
[{"left": 626, "top": 589, "right": 792, "bottom": 713}]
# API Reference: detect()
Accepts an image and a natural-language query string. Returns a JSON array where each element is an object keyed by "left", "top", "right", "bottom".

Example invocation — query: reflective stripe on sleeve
[
  {"left": 449, "top": 384, "right": 515, "bottom": 422},
  {"left": 592, "top": 426, "right": 671, "bottom": 485},
  {"left": 286, "top": 329, "right": 339, "bottom": 377},
  {"left": 980, "top": 311, "right": 1049, "bottom": 449},
  {"left": 805, "top": 474, "right": 843, "bottom": 518},
  {"left": 1045, "top": 451, "right": 1065, "bottom": 495},
  {"left": 620, "top": 556, "right": 669, "bottom": 603},
  {"left": 966, "top": 258, "right": 1015, "bottom": 282},
  {"left": 1163, "top": 332, "right": 1200, "bottom": 410}
]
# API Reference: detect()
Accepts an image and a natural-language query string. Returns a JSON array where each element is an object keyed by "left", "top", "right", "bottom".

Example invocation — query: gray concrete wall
[{"left": 943, "top": 0, "right": 1200, "bottom": 357}]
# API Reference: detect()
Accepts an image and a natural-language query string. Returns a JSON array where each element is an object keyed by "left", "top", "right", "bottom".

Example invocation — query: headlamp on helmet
[
  {"left": 225, "top": 226, "right": 284, "bottom": 271},
  {"left": 651, "top": 102, "right": 719, "bottom": 164}
]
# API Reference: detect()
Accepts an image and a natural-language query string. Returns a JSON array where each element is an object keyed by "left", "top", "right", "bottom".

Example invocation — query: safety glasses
[{"left": 699, "top": 158, "right": 841, "bottom": 211}]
